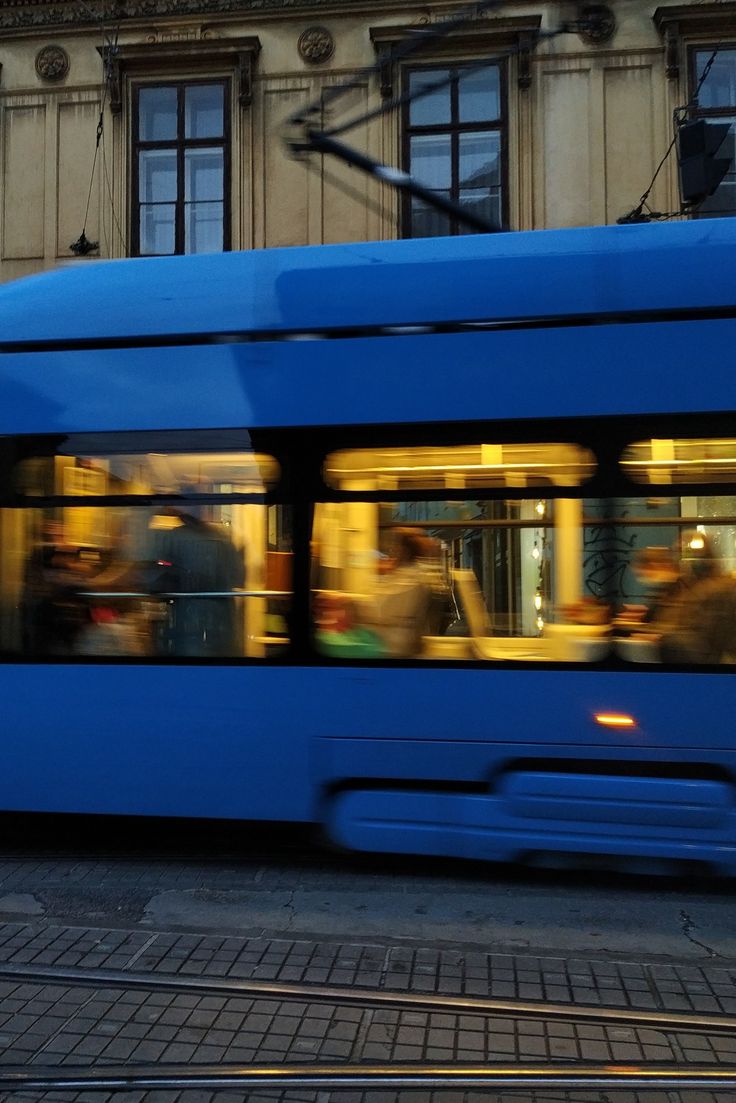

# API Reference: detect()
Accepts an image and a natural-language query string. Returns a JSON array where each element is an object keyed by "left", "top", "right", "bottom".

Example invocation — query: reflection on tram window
[
  {"left": 1, "top": 441, "right": 291, "bottom": 659},
  {"left": 621, "top": 437, "right": 736, "bottom": 485},
  {"left": 324, "top": 442, "right": 596, "bottom": 491},
  {"left": 312, "top": 493, "right": 736, "bottom": 666}
]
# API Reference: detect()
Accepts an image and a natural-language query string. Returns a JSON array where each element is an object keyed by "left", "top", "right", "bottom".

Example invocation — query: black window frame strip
[{"left": 3, "top": 303, "right": 736, "bottom": 354}]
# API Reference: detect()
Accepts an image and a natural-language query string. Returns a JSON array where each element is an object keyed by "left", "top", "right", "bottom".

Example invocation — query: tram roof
[{"left": 1, "top": 219, "right": 735, "bottom": 345}]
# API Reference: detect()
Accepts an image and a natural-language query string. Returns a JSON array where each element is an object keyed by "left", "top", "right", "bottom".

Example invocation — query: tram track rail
[
  {"left": 1, "top": 962, "right": 735, "bottom": 1095},
  {"left": 1, "top": 960, "right": 735, "bottom": 1035},
  {"left": 0, "top": 1060, "right": 735, "bottom": 1094}
]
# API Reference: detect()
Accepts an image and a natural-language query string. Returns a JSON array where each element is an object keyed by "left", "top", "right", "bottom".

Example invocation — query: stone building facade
[{"left": 0, "top": 0, "right": 735, "bottom": 281}]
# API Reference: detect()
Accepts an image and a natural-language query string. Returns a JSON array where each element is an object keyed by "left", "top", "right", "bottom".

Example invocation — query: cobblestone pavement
[{"left": 0, "top": 920, "right": 734, "bottom": 1103}]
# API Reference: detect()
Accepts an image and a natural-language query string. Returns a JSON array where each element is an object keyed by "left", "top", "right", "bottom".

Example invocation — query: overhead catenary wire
[
  {"left": 71, "top": 4, "right": 125, "bottom": 257},
  {"left": 285, "top": 0, "right": 509, "bottom": 233},
  {"left": 101, "top": 117, "right": 128, "bottom": 256},
  {"left": 287, "top": 6, "right": 601, "bottom": 234},
  {"left": 286, "top": 0, "right": 501, "bottom": 132},
  {"left": 618, "top": 45, "right": 723, "bottom": 224},
  {"left": 74, "top": 0, "right": 120, "bottom": 52},
  {"left": 320, "top": 23, "right": 578, "bottom": 143}
]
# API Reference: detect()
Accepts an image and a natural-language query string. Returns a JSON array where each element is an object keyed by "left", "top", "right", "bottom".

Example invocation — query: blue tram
[{"left": 0, "top": 219, "right": 735, "bottom": 871}]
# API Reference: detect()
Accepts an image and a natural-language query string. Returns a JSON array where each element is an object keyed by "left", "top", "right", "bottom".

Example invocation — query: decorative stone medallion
[
  {"left": 35, "top": 44, "right": 70, "bottom": 82},
  {"left": 577, "top": 5, "right": 616, "bottom": 45},
  {"left": 298, "top": 26, "right": 334, "bottom": 65}
]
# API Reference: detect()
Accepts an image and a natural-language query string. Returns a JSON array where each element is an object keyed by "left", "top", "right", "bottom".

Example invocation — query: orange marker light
[{"left": 594, "top": 712, "right": 637, "bottom": 728}]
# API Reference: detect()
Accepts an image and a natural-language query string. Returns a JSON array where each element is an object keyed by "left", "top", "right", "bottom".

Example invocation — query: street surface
[
  {"left": 0, "top": 816, "right": 733, "bottom": 1101},
  {"left": 0, "top": 817, "right": 733, "bottom": 960}
]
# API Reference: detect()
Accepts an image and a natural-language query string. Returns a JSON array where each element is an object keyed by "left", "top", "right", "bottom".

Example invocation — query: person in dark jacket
[{"left": 149, "top": 510, "right": 245, "bottom": 657}]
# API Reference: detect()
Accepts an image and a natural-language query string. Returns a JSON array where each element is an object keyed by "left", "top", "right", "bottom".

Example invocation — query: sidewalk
[{"left": 0, "top": 919, "right": 734, "bottom": 1103}]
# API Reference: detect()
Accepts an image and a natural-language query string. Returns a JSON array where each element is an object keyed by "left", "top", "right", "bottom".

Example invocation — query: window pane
[
  {"left": 409, "top": 69, "right": 451, "bottom": 126},
  {"left": 458, "top": 64, "right": 500, "bottom": 122},
  {"left": 409, "top": 133, "right": 452, "bottom": 189},
  {"left": 699, "top": 178, "right": 736, "bottom": 216},
  {"left": 185, "top": 202, "right": 224, "bottom": 254},
  {"left": 312, "top": 501, "right": 569, "bottom": 660},
  {"left": 185, "top": 83, "right": 225, "bottom": 138},
  {"left": 459, "top": 131, "right": 500, "bottom": 188},
  {"left": 9, "top": 503, "right": 291, "bottom": 659},
  {"left": 325, "top": 443, "right": 596, "bottom": 490},
  {"left": 694, "top": 120, "right": 736, "bottom": 216},
  {"left": 596, "top": 497, "right": 736, "bottom": 665},
  {"left": 16, "top": 440, "right": 280, "bottom": 497},
  {"left": 139, "top": 204, "right": 176, "bottom": 255},
  {"left": 138, "top": 86, "right": 178, "bottom": 141},
  {"left": 313, "top": 492, "right": 736, "bottom": 665},
  {"left": 185, "top": 148, "right": 224, "bottom": 201},
  {"left": 139, "top": 149, "right": 177, "bottom": 203},
  {"left": 409, "top": 197, "right": 452, "bottom": 238},
  {"left": 5, "top": 435, "right": 290, "bottom": 659},
  {"left": 622, "top": 437, "right": 736, "bottom": 484},
  {"left": 458, "top": 189, "right": 502, "bottom": 234},
  {"left": 696, "top": 49, "right": 736, "bottom": 109}
]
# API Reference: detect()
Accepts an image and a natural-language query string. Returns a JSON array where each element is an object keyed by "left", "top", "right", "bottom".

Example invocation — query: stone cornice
[
  {"left": 97, "top": 34, "right": 260, "bottom": 111},
  {"left": 370, "top": 15, "right": 542, "bottom": 94},
  {"left": 654, "top": 3, "right": 736, "bottom": 79},
  {"left": 0, "top": 0, "right": 395, "bottom": 33}
]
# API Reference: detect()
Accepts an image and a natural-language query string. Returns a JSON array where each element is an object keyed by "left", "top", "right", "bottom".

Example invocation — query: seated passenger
[
  {"left": 315, "top": 594, "right": 386, "bottom": 658},
  {"left": 314, "top": 529, "right": 432, "bottom": 659},
  {"left": 615, "top": 546, "right": 688, "bottom": 645},
  {"left": 663, "top": 573, "right": 736, "bottom": 665},
  {"left": 361, "top": 529, "right": 432, "bottom": 658},
  {"left": 617, "top": 540, "right": 736, "bottom": 664}
]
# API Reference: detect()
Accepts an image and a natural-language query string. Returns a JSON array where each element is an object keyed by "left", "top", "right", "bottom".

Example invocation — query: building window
[
  {"left": 690, "top": 47, "right": 736, "bottom": 216},
  {"left": 402, "top": 62, "right": 505, "bottom": 237},
  {"left": 132, "top": 80, "right": 230, "bottom": 256}
]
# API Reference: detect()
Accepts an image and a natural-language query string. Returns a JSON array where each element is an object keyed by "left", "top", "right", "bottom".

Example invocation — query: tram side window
[
  {"left": 315, "top": 442, "right": 598, "bottom": 662},
  {"left": 313, "top": 439, "right": 736, "bottom": 666},
  {"left": 609, "top": 436, "right": 736, "bottom": 665},
  {"left": 0, "top": 432, "right": 291, "bottom": 660}
]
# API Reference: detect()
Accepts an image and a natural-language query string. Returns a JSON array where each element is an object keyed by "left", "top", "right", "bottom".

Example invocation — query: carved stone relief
[
  {"left": 0, "top": 0, "right": 359, "bottom": 32},
  {"left": 297, "top": 25, "right": 334, "bottom": 64},
  {"left": 35, "top": 43, "right": 69, "bottom": 81}
]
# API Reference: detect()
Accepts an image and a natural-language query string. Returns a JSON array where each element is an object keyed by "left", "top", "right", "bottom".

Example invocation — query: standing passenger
[{"left": 149, "top": 509, "right": 245, "bottom": 657}]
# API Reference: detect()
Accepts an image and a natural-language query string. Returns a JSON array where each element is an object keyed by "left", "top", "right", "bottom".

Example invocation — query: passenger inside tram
[
  {"left": 4, "top": 435, "right": 291, "bottom": 659},
  {"left": 315, "top": 528, "right": 439, "bottom": 659},
  {"left": 314, "top": 436, "right": 736, "bottom": 665},
  {"left": 2, "top": 432, "right": 736, "bottom": 664}
]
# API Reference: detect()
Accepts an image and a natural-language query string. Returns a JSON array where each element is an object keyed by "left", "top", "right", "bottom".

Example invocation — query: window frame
[
  {"left": 131, "top": 77, "right": 232, "bottom": 258},
  {"left": 400, "top": 58, "right": 508, "bottom": 238},
  {"left": 687, "top": 43, "right": 736, "bottom": 217}
]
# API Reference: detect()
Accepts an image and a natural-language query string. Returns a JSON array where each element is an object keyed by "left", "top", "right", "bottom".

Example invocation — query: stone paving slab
[
  {"left": 0, "top": 923, "right": 734, "bottom": 1102},
  {"left": 0, "top": 922, "right": 734, "bottom": 1018},
  {"left": 4, "top": 1086, "right": 736, "bottom": 1100},
  {"left": 4, "top": 1088, "right": 736, "bottom": 1102}
]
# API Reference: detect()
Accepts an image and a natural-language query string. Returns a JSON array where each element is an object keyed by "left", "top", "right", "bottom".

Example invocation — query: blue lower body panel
[
  {"left": 0, "top": 663, "right": 734, "bottom": 872},
  {"left": 327, "top": 781, "right": 736, "bottom": 872}
]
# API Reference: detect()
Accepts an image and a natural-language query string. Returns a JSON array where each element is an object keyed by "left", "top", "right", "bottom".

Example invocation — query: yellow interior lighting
[
  {"left": 325, "top": 443, "right": 595, "bottom": 490},
  {"left": 622, "top": 437, "right": 736, "bottom": 484},
  {"left": 594, "top": 712, "right": 637, "bottom": 728}
]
